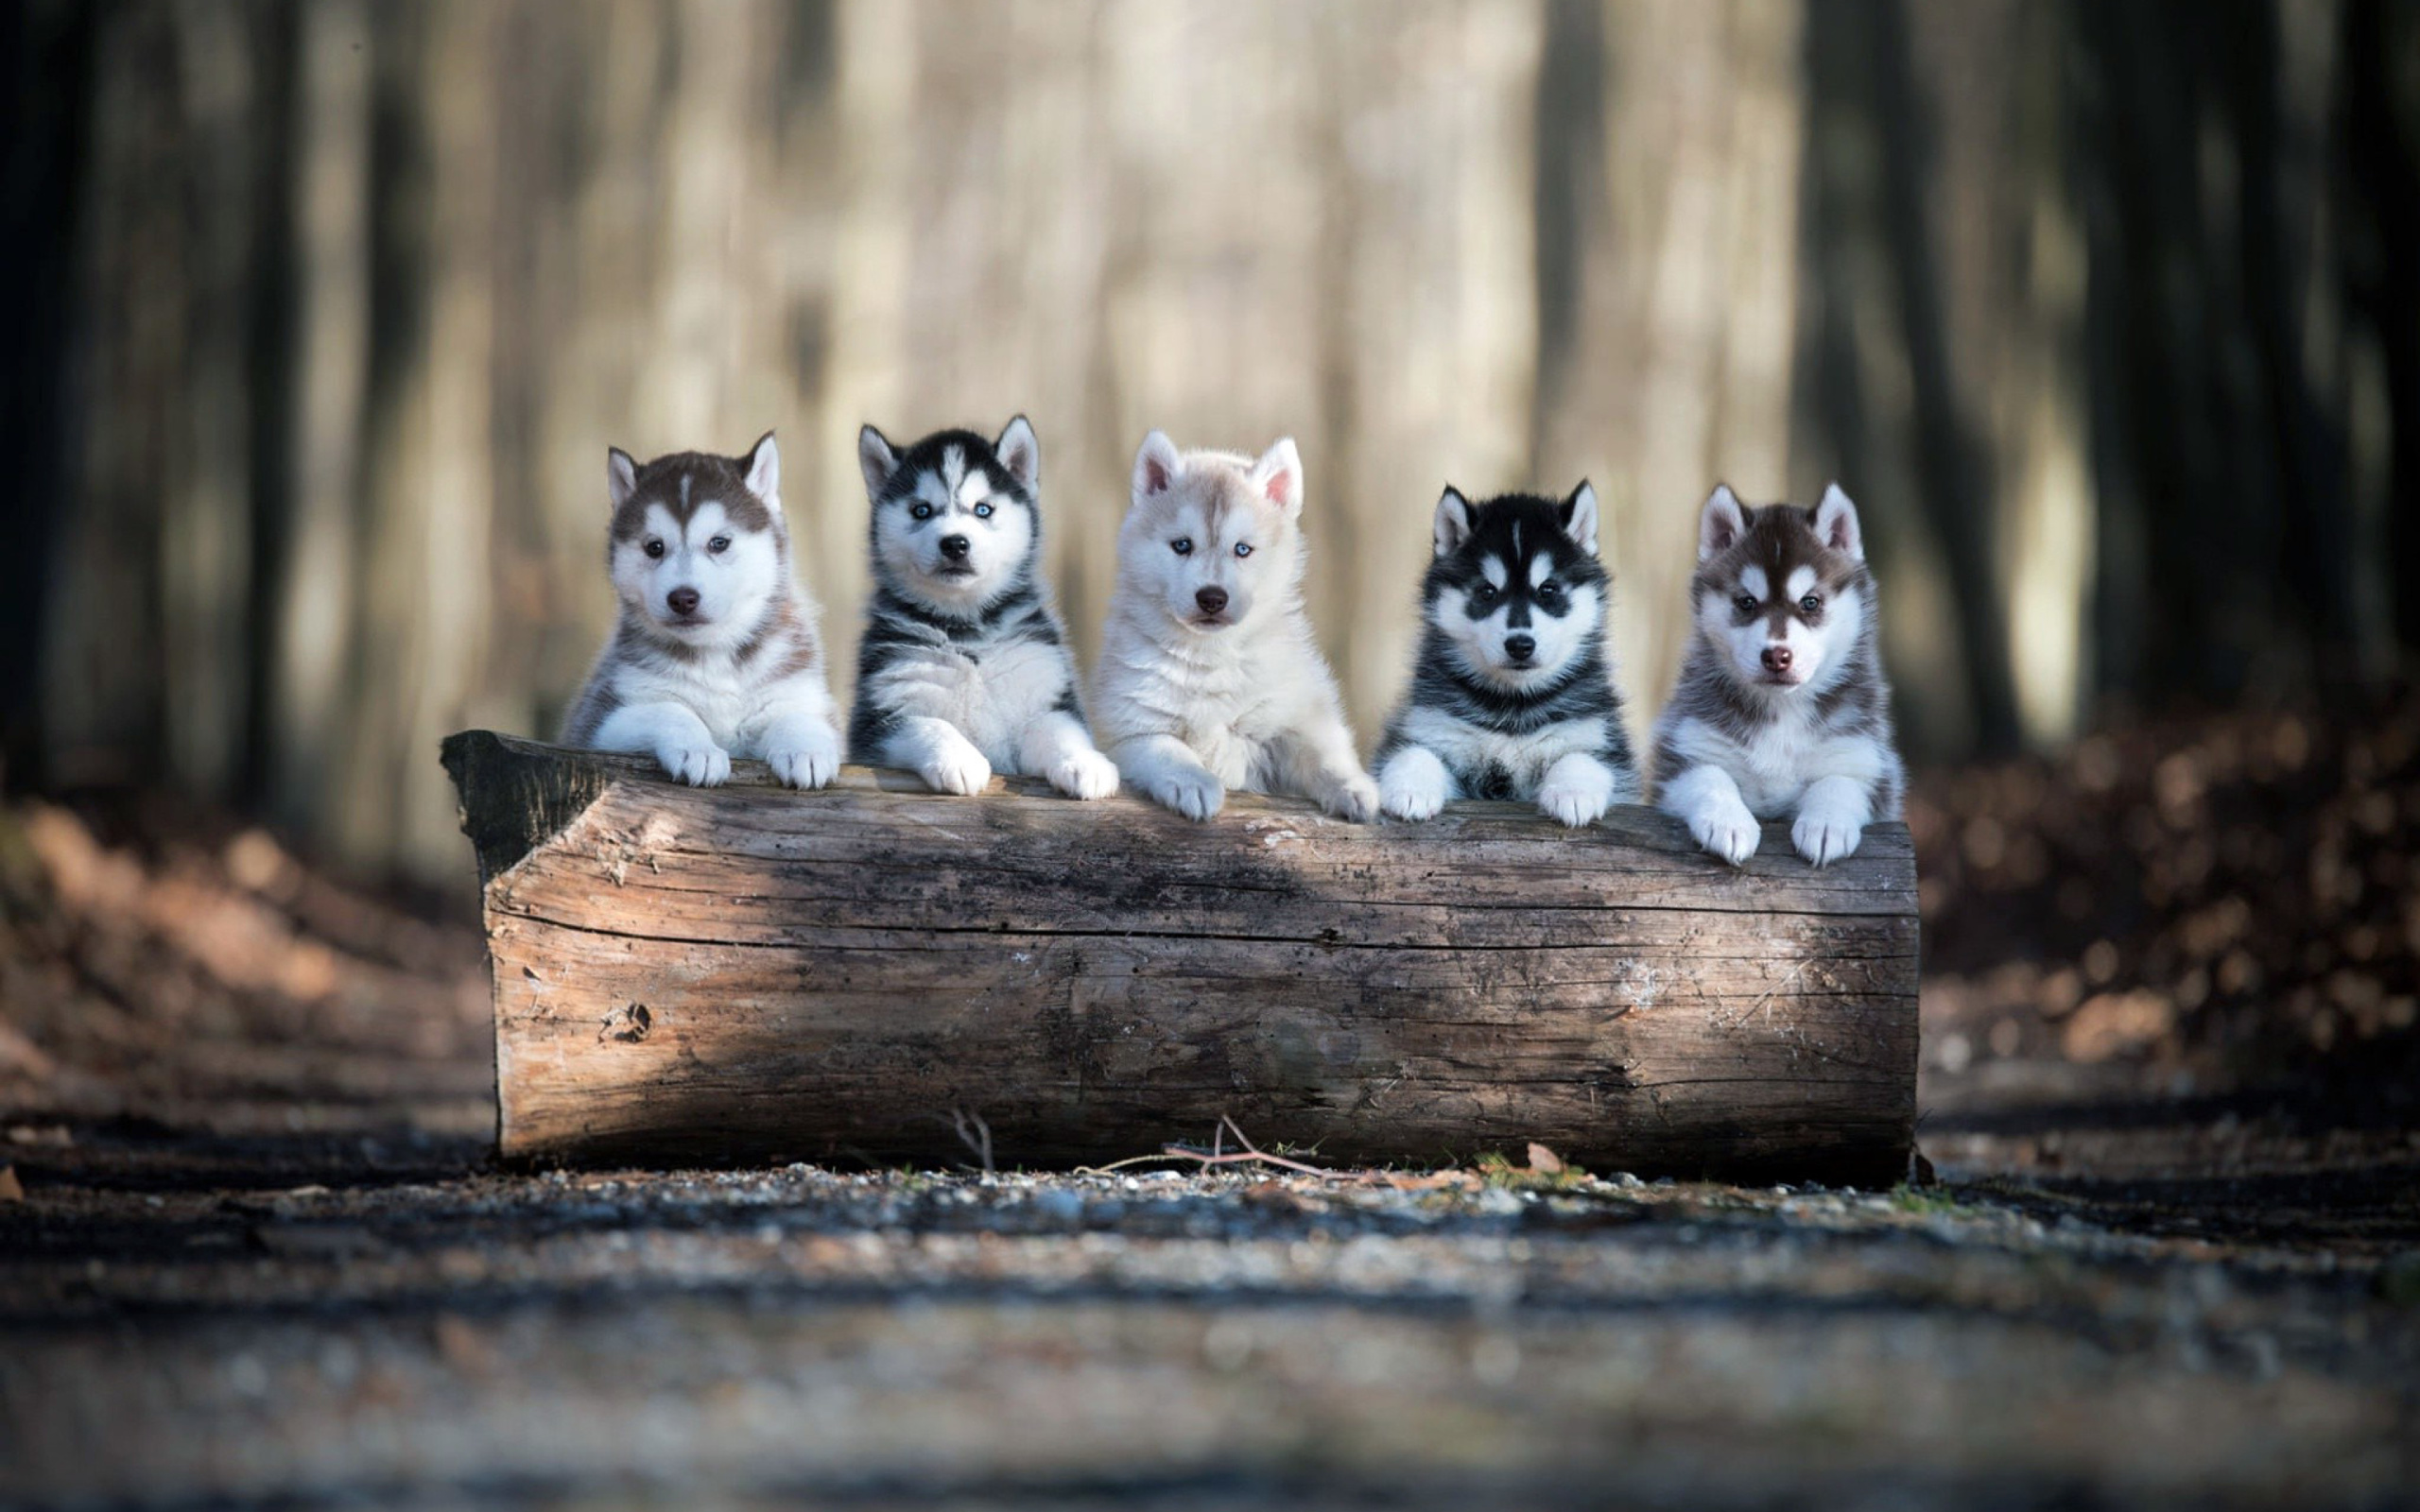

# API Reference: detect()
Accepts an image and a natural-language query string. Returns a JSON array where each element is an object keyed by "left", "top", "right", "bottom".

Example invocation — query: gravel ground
[{"left": 5, "top": 1130, "right": 2417, "bottom": 1509}]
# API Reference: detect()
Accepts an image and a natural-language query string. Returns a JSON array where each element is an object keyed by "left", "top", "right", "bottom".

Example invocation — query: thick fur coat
[
  {"left": 1091, "top": 431, "right": 1376, "bottom": 823},
  {"left": 561, "top": 433, "right": 841, "bottom": 789}
]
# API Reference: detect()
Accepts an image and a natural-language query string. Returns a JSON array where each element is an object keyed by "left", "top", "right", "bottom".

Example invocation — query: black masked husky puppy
[
  {"left": 1653, "top": 483, "right": 1905, "bottom": 866},
  {"left": 561, "top": 433, "right": 841, "bottom": 788},
  {"left": 1374, "top": 484, "right": 1640, "bottom": 826},
  {"left": 850, "top": 417, "right": 1117, "bottom": 799}
]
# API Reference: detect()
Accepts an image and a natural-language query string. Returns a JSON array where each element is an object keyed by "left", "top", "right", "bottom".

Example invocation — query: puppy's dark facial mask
[{"left": 1427, "top": 486, "right": 1605, "bottom": 690}]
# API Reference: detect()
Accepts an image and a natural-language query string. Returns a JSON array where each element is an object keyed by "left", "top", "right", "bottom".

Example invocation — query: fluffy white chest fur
[
  {"left": 859, "top": 634, "right": 1071, "bottom": 773},
  {"left": 1101, "top": 610, "right": 1334, "bottom": 788},
  {"left": 606, "top": 655, "right": 761, "bottom": 749},
  {"left": 1660, "top": 704, "right": 1887, "bottom": 818},
  {"left": 1393, "top": 706, "right": 1611, "bottom": 796}
]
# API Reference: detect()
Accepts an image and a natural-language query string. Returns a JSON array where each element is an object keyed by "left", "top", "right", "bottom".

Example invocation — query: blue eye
[
  {"left": 1799, "top": 593, "right": 1823, "bottom": 614},
  {"left": 910, "top": 502, "right": 934, "bottom": 521},
  {"left": 974, "top": 503, "right": 994, "bottom": 519},
  {"left": 1171, "top": 538, "right": 1193, "bottom": 556},
  {"left": 1234, "top": 542, "right": 1253, "bottom": 558},
  {"left": 708, "top": 535, "right": 731, "bottom": 555}
]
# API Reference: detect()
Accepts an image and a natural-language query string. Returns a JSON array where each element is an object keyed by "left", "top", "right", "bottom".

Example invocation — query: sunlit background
[{"left": 7, "top": 0, "right": 2410, "bottom": 885}]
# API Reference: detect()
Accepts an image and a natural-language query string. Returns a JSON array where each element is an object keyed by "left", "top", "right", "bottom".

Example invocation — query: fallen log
[{"left": 441, "top": 730, "right": 1919, "bottom": 1185}]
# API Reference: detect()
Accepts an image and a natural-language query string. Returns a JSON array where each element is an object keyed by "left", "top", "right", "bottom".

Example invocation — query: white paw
[
  {"left": 659, "top": 741, "right": 732, "bottom": 787},
  {"left": 1049, "top": 747, "right": 1120, "bottom": 800},
  {"left": 1323, "top": 773, "right": 1380, "bottom": 825},
  {"left": 1537, "top": 777, "right": 1611, "bottom": 829},
  {"left": 921, "top": 737, "right": 993, "bottom": 797},
  {"left": 766, "top": 730, "right": 840, "bottom": 789},
  {"left": 1378, "top": 751, "right": 1448, "bottom": 821},
  {"left": 1686, "top": 796, "right": 1761, "bottom": 866},
  {"left": 1152, "top": 769, "right": 1224, "bottom": 821},
  {"left": 1792, "top": 806, "right": 1864, "bottom": 867}
]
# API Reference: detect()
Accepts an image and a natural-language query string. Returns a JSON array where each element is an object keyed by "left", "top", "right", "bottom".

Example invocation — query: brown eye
[
  {"left": 1732, "top": 593, "right": 1756, "bottom": 614},
  {"left": 644, "top": 539, "right": 666, "bottom": 559}
]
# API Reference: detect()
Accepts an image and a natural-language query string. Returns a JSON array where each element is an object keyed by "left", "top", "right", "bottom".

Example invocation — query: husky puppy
[
  {"left": 1374, "top": 484, "right": 1640, "bottom": 826},
  {"left": 1092, "top": 431, "right": 1377, "bottom": 823},
  {"left": 849, "top": 417, "right": 1117, "bottom": 799},
  {"left": 1652, "top": 483, "right": 1904, "bottom": 866},
  {"left": 561, "top": 433, "right": 841, "bottom": 788}
]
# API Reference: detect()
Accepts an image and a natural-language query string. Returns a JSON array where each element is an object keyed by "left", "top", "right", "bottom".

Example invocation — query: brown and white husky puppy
[
  {"left": 1652, "top": 483, "right": 1903, "bottom": 866},
  {"left": 560, "top": 433, "right": 841, "bottom": 788}
]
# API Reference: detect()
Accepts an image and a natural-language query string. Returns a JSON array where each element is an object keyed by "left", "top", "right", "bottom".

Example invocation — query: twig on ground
[
  {"left": 1077, "top": 1115, "right": 1382, "bottom": 1183},
  {"left": 946, "top": 1107, "right": 994, "bottom": 1175}
]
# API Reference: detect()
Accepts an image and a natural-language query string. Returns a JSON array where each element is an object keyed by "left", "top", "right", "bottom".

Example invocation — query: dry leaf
[
  {"left": 1527, "top": 1142, "right": 1565, "bottom": 1175},
  {"left": 1383, "top": 1170, "right": 1480, "bottom": 1193},
  {"left": 0, "top": 1166, "right": 23, "bottom": 1203}
]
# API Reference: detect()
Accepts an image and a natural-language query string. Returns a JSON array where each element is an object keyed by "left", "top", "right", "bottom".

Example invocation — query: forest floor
[{"left": 3, "top": 703, "right": 2418, "bottom": 1509}]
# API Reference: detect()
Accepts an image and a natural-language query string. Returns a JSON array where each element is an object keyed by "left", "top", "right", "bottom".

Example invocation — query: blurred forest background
[{"left": 3, "top": 0, "right": 2416, "bottom": 886}]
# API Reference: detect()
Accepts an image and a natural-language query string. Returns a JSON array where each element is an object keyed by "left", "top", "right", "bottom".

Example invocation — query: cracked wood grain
[{"left": 445, "top": 731, "right": 1920, "bottom": 1182}]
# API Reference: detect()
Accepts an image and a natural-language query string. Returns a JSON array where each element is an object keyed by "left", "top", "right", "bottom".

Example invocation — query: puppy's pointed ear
[
  {"left": 994, "top": 415, "right": 1039, "bottom": 492},
  {"left": 1132, "top": 429, "right": 1182, "bottom": 500},
  {"left": 608, "top": 447, "right": 639, "bottom": 511},
  {"left": 1813, "top": 482, "right": 1864, "bottom": 561},
  {"left": 1251, "top": 437, "right": 1303, "bottom": 515},
  {"left": 742, "top": 430, "right": 780, "bottom": 506},
  {"left": 1699, "top": 483, "right": 1746, "bottom": 561},
  {"left": 1561, "top": 481, "right": 1600, "bottom": 555},
  {"left": 857, "top": 424, "right": 899, "bottom": 501},
  {"left": 1432, "top": 487, "right": 1473, "bottom": 558}
]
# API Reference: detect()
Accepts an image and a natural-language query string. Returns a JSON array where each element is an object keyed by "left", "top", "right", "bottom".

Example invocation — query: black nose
[
  {"left": 666, "top": 587, "right": 700, "bottom": 616},
  {"left": 1505, "top": 633, "right": 1536, "bottom": 663},
  {"left": 940, "top": 535, "right": 971, "bottom": 560},
  {"left": 1762, "top": 645, "right": 1793, "bottom": 672},
  {"left": 1195, "top": 586, "right": 1229, "bottom": 615}
]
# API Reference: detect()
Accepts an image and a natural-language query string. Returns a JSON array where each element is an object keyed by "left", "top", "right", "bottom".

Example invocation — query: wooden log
[{"left": 441, "top": 730, "right": 1919, "bottom": 1185}]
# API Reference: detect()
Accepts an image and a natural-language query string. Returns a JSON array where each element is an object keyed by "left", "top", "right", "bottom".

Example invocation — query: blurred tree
[{"left": 0, "top": 1, "right": 99, "bottom": 790}]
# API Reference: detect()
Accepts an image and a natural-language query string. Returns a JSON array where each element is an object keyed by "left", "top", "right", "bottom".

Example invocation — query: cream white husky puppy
[
  {"left": 560, "top": 433, "right": 842, "bottom": 789},
  {"left": 1091, "top": 431, "right": 1378, "bottom": 823}
]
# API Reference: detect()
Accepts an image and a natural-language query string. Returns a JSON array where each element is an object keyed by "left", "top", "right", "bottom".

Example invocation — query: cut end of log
[
  {"left": 443, "top": 731, "right": 1921, "bottom": 1184},
  {"left": 441, "top": 730, "right": 614, "bottom": 885}
]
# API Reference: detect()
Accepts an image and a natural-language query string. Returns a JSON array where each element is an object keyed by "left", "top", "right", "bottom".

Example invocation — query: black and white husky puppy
[
  {"left": 1374, "top": 484, "right": 1640, "bottom": 826},
  {"left": 1653, "top": 483, "right": 1905, "bottom": 867},
  {"left": 849, "top": 417, "right": 1117, "bottom": 799},
  {"left": 560, "top": 433, "right": 841, "bottom": 788}
]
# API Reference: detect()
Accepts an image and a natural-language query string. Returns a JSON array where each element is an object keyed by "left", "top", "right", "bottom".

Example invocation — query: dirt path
[{"left": 6, "top": 1067, "right": 2417, "bottom": 1508}]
